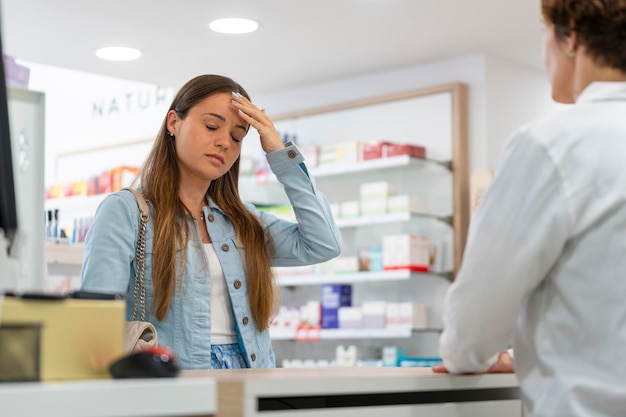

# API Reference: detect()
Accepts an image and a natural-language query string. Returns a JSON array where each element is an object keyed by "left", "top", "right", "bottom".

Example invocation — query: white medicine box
[{"left": 382, "top": 234, "right": 430, "bottom": 272}]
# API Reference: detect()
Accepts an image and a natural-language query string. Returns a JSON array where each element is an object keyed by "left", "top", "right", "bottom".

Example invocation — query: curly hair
[{"left": 542, "top": 0, "right": 626, "bottom": 71}]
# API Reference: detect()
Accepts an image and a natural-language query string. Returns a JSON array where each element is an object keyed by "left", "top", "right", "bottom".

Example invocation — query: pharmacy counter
[
  {"left": 0, "top": 367, "right": 520, "bottom": 417},
  {"left": 184, "top": 367, "right": 521, "bottom": 417},
  {"left": 0, "top": 377, "right": 216, "bottom": 417}
]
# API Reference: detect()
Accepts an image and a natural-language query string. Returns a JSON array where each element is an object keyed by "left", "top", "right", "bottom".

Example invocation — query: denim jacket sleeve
[
  {"left": 252, "top": 143, "right": 342, "bottom": 266},
  {"left": 80, "top": 189, "right": 140, "bottom": 294}
]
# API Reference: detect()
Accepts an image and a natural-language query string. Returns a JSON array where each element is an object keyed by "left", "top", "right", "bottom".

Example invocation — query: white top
[
  {"left": 439, "top": 82, "right": 626, "bottom": 417},
  {"left": 204, "top": 243, "right": 238, "bottom": 344}
]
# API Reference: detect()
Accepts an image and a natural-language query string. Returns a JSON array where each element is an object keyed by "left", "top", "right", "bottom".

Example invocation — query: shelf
[
  {"left": 311, "top": 155, "right": 451, "bottom": 177},
  {"left": 46, "top": 243, "right": 84, "bottom": 266},
  {"left": 45, "top": 193, "right": 108, "bottom": 210},
  {"left": 276, "top": 269, "right": 451, "bottom": 286},
  {"left": 270, "top": 327, "right": 441, "bottom": 341},
  {"left": 335, "top": 212, "right": 452, "bottom": 228},
  {"left": 239, "top": 155, "right": 452, "bottom": 187}
]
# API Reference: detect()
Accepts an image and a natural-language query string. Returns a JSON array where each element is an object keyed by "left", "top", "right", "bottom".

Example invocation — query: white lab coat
[{"left": 439, "top": 82, "right": 626, "bottom": 417}]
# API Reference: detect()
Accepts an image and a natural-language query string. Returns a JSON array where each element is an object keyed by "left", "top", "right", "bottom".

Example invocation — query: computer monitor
[
  {"left": 0, "top": 8, "right": 18, "bottom": 260},
  {"left": 0, "top": 6, "right": 46, "bottom": 294}
]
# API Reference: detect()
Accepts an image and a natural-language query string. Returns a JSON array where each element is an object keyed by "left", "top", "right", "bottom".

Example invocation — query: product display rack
[{"left": 265, "top": 83, "right": 468, "bottom": 365}]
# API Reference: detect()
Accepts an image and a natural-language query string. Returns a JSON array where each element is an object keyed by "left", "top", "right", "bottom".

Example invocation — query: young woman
[
  {"left": 436, "top": 1, "right": 626, "bottom": 415},
  {"left": 81, "top": 74, "right": 342, "bottom": 369}
]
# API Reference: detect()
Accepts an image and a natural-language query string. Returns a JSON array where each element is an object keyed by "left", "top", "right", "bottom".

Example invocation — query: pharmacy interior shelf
[
  {"left": 45, "top": 156, "right": 451, "bottom": 209},
  {"left": 334, "top": 212, "right": 452, "bottom": 228},
  {"left": 45, "top": 193, "right": 108, "bottom": 211},
  {"left": 240, "top": 154, "right": 452, "bottom": 187},
  {"left": 310, "top": 155, "right": 451, "bottom": 177},
  {"left": 276, "top": 269, "right": 452, "bottom": 286},
  {"left": 269, "top": 327, "right": 443, "bottom": 340},
  {"left": 46, "top": 242, "right": 85, "bottom": 266}
]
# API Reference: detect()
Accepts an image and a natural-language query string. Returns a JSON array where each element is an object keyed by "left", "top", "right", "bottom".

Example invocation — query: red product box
[
  {"left": 87, "top": 176, "right": 99, "bottom": 196},
  {"left": 362, "top": 142, "right": 383, "bottom": 160},
  {"left": 111, "top": 166, "right": 140, "bottom": 192},
  {"left": 382, "top": 142, "right": 427, "bottom": 159},
  {"left": 98, "top": 170, "right": 112, "bottom": 194}
]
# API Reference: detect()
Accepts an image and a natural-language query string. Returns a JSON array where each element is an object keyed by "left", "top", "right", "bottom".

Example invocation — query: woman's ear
[
  {"left": 567, "top": 30, "right": 577, "bottom": 54},
  {"left": 166, "top": 110, "right": 178, "bottom": 135}
]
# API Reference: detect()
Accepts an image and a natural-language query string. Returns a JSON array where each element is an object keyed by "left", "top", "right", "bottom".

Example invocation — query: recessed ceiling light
[
  {"left": 209, "top": 18, "right": 259, "bottom": 34},
  {"left": 96, "top": 46, "right": 142, "bottom": 61}
]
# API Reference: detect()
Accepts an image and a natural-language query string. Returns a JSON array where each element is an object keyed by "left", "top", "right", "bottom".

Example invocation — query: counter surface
[
  {"left": 0, "top": 367, "right": 520, "bottom": 417},
  {"left": 183, "top": 367, "right": 521, "bottom": 417},
  {"left": 0, "top": 377, "right": 216, "bottom": 417}
]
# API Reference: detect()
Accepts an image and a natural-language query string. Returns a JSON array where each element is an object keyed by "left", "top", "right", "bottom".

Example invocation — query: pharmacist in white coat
[{"left": 435, "top": 1, "right": 626, "bottom": 416}]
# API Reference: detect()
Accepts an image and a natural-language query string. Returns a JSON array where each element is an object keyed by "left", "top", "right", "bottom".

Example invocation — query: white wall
[
  {"left": 483, "top": 56, "right": 567, "bottom": 167},
  {"left": 23, "top": 61, "right": 175, "bottom": 185},
  {"left": 257, "top": 55, "right": 489, "bottom": 173}
]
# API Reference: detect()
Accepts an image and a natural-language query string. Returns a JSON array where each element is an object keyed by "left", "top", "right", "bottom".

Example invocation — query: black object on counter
[{"left": 109, "top": 346, "right": 180, "bottom": 379}]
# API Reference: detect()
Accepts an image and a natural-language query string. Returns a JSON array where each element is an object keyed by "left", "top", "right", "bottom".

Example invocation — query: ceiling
[{"left": 1, "top": 0, "right": 544, "bottom": 96}]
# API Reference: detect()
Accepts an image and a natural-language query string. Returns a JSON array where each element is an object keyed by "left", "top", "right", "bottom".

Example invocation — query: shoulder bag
[{"left": 123, "top": 187, "right": 159, "bottom": 354}]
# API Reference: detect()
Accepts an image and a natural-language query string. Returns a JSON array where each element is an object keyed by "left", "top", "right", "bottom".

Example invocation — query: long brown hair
[{"left": 140, "top": 74, "right": 276, "bottom": 331}]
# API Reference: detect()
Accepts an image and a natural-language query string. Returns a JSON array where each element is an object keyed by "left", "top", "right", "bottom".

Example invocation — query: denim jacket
[{"left": 80, "top": 144, "right": 342, "bottom": 369}]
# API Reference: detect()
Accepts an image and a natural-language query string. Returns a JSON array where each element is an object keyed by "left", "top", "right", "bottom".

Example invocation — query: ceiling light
[
  {"left": 209, "top": 18, "right": 259, "bottom": 34},
  {"left": 96, "top": 47, "right": 142, "bottom": 61}
]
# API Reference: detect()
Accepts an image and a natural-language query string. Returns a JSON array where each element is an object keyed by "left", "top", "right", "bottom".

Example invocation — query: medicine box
[
  {"left": 382, "top": 234, "right": 430, "bottom": 272},
  {"left": 382, "top": 142, "right": 427, "bottom": 159},
  {"left": 321, "top": 284, "right": 352, "bottom": 329},
  {"left": 386, "top": 195, "right": 428, "bottom": 214},
  {"left": 339, "top": 200, "right": 360, "bottom": 218},
  {"left": 319, "top": 141, "right": 362, "bottom": 166},
  {"left": 362, "top": 141, "right": 383, "bottom": 160},
  {"left": 338, "top": 306, "right": 363, "bottom": 329},
  {"left": 359, "top": 181, "right": 396, "bottom": 201}
]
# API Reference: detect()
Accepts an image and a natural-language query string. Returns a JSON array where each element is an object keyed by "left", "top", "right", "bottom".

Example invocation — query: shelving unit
[{"left": 267, "top": 82, "right": 468, "bottom": 365}]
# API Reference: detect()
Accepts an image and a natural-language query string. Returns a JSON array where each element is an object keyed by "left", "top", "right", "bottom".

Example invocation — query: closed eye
[{"left": 231, "top": 136, "right": 241, "bottom": 143}]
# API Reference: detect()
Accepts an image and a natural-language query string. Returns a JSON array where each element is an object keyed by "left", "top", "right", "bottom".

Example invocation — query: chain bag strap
[
  {"left": 123, "top": 187, "right": 158, "bottom": 353},
  {"left": 127, "top": 187, "right": 149, "bottom": 321}
]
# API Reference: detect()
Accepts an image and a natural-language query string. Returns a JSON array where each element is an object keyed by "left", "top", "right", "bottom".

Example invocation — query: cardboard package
[{"left": 1, "top": 296, "right": 125, "bottom": 381}]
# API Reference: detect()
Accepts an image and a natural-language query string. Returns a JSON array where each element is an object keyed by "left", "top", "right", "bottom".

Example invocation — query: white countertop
[
  {"left": 182, "top": 367, "right": 520, "bottom": 417},
  {"left": 184, "top": 366, "right": 518, "bottom": 397},
  {"left": 0, "top": 377, "right": 216, "bottom": 417}
]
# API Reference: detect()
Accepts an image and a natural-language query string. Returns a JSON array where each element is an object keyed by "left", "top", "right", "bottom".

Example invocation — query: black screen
[{"left": 0, "top": 7, "right": 18, "bottom": 254}]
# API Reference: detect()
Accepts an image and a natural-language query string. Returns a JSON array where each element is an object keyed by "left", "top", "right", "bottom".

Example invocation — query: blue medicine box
[{"left": 321, "top": 284, "right": 352, "bottom": 329}]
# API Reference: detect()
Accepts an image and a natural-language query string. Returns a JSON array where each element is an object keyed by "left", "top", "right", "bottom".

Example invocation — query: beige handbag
[{"left": 124, "top": 187, "right": 158, "bottom": 354}]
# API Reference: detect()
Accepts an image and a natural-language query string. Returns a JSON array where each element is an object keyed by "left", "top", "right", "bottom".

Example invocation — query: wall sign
[{"left": 92, "top": 86, "right": 174, "bottom": 118}]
